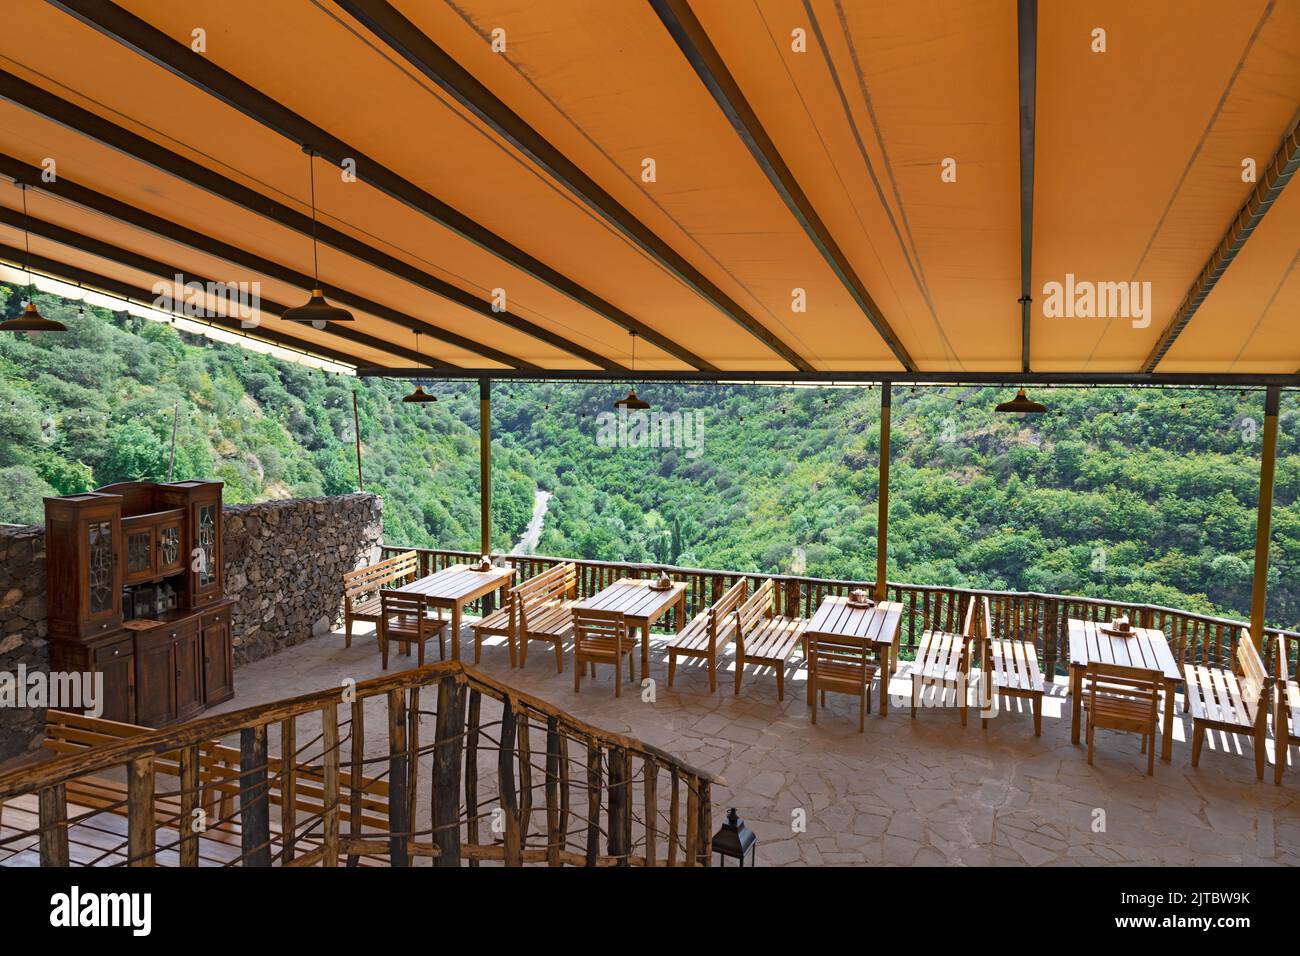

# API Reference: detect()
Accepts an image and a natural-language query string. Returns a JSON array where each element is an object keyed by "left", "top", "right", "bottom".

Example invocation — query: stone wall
[
  {"left": 0, "top": 492, "right": 383, "bottom": 765},
  {"left": 224, "top": 493, "right": 382, "bottom": 665},
  {"left": 0, "top": 525, "right": 48, "bottom": 764}
]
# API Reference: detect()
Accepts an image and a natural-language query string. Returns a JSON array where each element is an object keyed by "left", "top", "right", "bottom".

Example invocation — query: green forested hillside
[{"left": 2, "top": 283, "right": 1296, "bottom": 629}]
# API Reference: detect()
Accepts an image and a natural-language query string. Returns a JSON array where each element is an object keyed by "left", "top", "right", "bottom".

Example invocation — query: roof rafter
[
  {"left": 49, "top": 0, "right": 714, "bottom": 371},
  {"left": 0, "top": 205, "right": 452, "bottom": 369},
  {"left": 1017, "top": 0, "right": 1037, "bottom": 373},
  {"left": 648, "top": 0, "right": 917, "bottom": 372},
  {"left": 0, "top": 68, "right": 612, "bottom": 370},
  {"left": 1142, "top": 125, "right": 1300, "bottom": 372},
  {"left": 0, "top": 152, "right": 533, "bottom": 369},
  {"left": 334, "top": 0, "right": 813, "bottom": 373}
]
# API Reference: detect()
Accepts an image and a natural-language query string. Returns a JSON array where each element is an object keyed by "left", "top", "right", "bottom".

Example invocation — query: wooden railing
[
  {"left": 384, "top": 546, "right": 1300, "bottom": 679},
  {"left": 0, "top": 662, "right": 719, "bottom": 867}
]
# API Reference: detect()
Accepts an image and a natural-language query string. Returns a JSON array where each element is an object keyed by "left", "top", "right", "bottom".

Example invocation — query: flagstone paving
[{"left": 214, "top": 621, "right": 1300, "bottom": 866}]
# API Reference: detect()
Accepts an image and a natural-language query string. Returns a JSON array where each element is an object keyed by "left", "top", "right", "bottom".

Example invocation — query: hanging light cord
[{"left": 306, "top": 149, "right": 320, "bottom": 284}]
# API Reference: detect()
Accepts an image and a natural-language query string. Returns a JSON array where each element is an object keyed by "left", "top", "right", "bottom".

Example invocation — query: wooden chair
[
  {"left": 472, "top": 589, "right": 515, "bottom": 666},
  {"left": 1275, "top": 638, "right": 1298, "bottom": 785},
  {"left": 377, "top": 590, "right": 446, "bottom": 670},
  {"left": 341, "top": 550, "right": 418, "bottom": 647},
  {"left": 912, "top": 596, "right": 978, "bottom": 726},
  {"left": 572, "top": 608, "right": 636, "bottom": 697},
  {"left": 1083, "top": 662, "right": 1161, "bottom": 775},
  {"left": 807, "top": 632, "right": 876, "bottom": 733},
  {"left": 732, "top": 579, "right": 807, "bottom": 700},
  {"left": 1185, "top": 629, "right": 1269, "bottom": 780},
  {"left": 516, "top": 563, "right": 579, "bottom": 672},
  {"left": 666, "top": 578, "right": 746, "bottom": 692},
  {"left": 981, "top": 597, "right": 1046, "bottom": 735}
]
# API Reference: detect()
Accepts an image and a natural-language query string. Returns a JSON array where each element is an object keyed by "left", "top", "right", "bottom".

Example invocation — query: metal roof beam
[
  {"left": 0, "top": 68, "right": 608, "bottom": 370},
  {"left": 48, "top": 0, "right": 712, "bottom": 371},
  {"left": 1142, "top": 126, "right": 1300, "bottom": 372},
  {"left": 335, "top": 0, "right": 813, "bottom": 373},
  {"left": 649, "top": 0, "right": 917, "bottom": 372}
]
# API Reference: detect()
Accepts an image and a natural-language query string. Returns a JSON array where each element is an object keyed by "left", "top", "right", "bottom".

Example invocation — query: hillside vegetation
[{"left": 2, "top": 283, "right": 1295, "bottom": 629}]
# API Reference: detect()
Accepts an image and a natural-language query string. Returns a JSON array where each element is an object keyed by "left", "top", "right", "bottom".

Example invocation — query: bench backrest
[
  {"left": 514, "top": 562, "right": 577, "bottom": 629},
  {"left": 1235, "top": 629, "right": 1269, "bottom": 709},
  {"left": 735, "top": 579, "right": 775, "bottom": 636},
  {"left": 343, "top": 550, "right": 418, "bottom": 599},
  {"left": 711, "top": 578, "right": 748, "bottom": 623}
]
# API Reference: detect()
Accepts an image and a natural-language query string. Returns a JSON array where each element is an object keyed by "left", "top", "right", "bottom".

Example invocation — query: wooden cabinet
[
  {"left": 202, "top": 606, "right": 234, "bottom": 706},
  {"left": 45, "top": 480, "right": 234, "bottom": 727}
]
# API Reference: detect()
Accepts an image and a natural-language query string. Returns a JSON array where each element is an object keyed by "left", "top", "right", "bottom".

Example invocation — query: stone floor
[{"left": 214, "top": 621, "right": 1300, "bottom": 866}]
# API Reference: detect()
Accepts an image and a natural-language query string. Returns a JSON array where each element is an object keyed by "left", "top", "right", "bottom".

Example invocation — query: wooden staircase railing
[
  {"left": 384, "top": 546, "right": 1300, "bottom": 681},
  {"left": 0, "top": 662, "right": 720, "bottom": 868}
]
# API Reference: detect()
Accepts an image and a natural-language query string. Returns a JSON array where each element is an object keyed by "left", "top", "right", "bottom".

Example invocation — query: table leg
[
  {"left": 451, "top": 604, "right": 462, "bottom": 661},
  {"left": 1162, "top": 679, "right": 1176, "bottom": 762},
  {"left": 878, "top": 643, "right": 890, "bottom": 718},
  {"left": 1070, "top": 665, "right": 1082, "bottom": 745},
  {"left": 639, "top": 624, "right": 649, "bottom": 682}
]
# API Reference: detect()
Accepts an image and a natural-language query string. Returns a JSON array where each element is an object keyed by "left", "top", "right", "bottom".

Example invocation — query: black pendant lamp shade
[
  {"left": 1, "top": 184, "right": 66, "bottom": 333},
  {"left": 402, "top": 330, "right": 436, "bottom": 403},
  {"left": 995, "top": 387, "right": 1047, "bottom": 414},
  {"left": 613, "top": 331, "right": 649, "bottom": 410},
  {"left": 282, "top": 148, "right": 352, "bottom": 325}
]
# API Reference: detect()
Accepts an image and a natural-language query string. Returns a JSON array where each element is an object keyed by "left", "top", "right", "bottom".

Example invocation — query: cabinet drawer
[
  {"left": 134, "top": 616, "right": 198, "bottom": 651},
  {"left": 93, "top": 636, "right": 134, "bottom": 666}
]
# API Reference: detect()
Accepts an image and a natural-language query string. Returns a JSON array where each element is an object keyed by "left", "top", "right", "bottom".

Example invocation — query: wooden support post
[
  {"left": 347, "top": 699, "right": 364, "bottom": 867},
  {"left": 321, "top": 702, "right": 341, "bottom": 867},
  {"left": 668, "top": 768, "right": 680, "bottom": 867},
  {"left": 685, "top": 774, "right": 699, "bottom": 869},
  {"left": 38, "top": 783, "right": 69, "bottom": 867},
  {"left": 876, "top": 382, "right": 891, "bottom": 600},
  {"left": 643, "top": 757, "right": 658, "bottom": 867},
  {"left": 464, "top": 689, "right": 480, "bottom": 866},
  {"left": 480, "top": 377, "right": 494, "bottom": 612},
  {"left": 585, "top": 742, "right": 602, "bottom": 866},
  {"left": 698, "top": 781, "right": 712, "bottom": 867},
  {"left": 127, "top": 755, "right": 155, "bottom": 867},
  {"left": 279, "top": 719, "right": 296, "bottom": 864},
  {"left": 239, "top": 726, "right": 270, "bottom": 866},
  {"left": 387, "top": 688, "right": 410, "bottom": 866},
  {"left": 499, "top": 694, "right": 521, "bottom": 866},
  {"left": 432, "top": 675, "right": 466, "bottom": 867},
  {"left": 545, "top": 716, "right": 562, "bottom": 867},
  {"left": 518, "top": 712, "right": 532, "bottom": 846},
  {"left": 178, "top": 745, "right": 200, "bottom": 867},
  {"left": 1250, "top": 386, "right": 1280, "bottom": 652},
  {"left": 607, "top": 747, "right": 630, "bottom": 865}
]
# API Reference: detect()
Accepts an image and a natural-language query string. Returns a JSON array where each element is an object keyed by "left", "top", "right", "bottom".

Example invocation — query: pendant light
[
  {"left": 1, "top": 184, "right": 66, "bottom": 333},
  {"left": 994, "top": 387, "right": 1046, "bottom": 414},
  {"left": 282, "top": 148, "right": 353, "bottom": 326},
  {"left": 402, "top": 330, "right": 436, "bottom": 404},
  {"left": 613, "top": 331, "right": 650, "bottom": 411}
]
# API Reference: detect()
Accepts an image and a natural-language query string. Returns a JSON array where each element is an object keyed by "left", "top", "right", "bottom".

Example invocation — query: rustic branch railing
[
  {"left": 384, "top": 546, "right": 1300, "bottom": 680},
  {"left": 0, "top": 663, "right": 719, "bottom": 868}
]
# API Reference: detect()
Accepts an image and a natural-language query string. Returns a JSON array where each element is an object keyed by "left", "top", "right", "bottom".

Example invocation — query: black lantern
[{"left": 711, "top": 807, "right": 757, "bottom": 866}]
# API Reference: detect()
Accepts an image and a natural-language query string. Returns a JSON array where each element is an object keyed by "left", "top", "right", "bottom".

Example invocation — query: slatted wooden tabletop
[
  {"left": 1067, "top": 620, "right": 1181, "bottom": 682},
  {"left": 805, "top": 597, "right": 904, "bottom": 715},
  {"left": 398, "top": 564, "right": 514, "bottom": 661},
  {"left": 574, "top": 578, "right": 686, "bottom": 677},
  {"left": 1066, "top": 618, "right": 1182, "bottom": 761}
]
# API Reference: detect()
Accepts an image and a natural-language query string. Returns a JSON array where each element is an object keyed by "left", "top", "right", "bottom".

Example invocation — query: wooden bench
[
  {"left": 1186, "top": 628, "right": 1269, "bottom": 780},
  {"left": 912, "top": 596, "right": 978, "bottom": 726},
  {"left": 666, "top": 578, "right": 746, "bottom": 693},
  {"left": 515, "top": 562, "right": 579, "bottom": 673},
  {"left": 981, "top": 597, "right": 1046, "bottom": 735},
  {"left": 342, "top": 550, "right": 418, "bottom": 647},
  {"left": 733, "top": 579, "right": 807, "bottom": 700},
  {"left": 37, "top": 710, "right": 392, "bottom": 861},
  {"left": 1275, "top": 639, "right": 1298, "bottom": 785}
]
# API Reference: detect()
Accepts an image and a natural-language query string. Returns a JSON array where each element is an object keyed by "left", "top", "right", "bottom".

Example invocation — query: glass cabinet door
[
  {"left": 87, "top": 519, "right": 116, "bottom": 615},
  {"left": 125, "top": 526, "right": 154, "bottom": 580},
  {"left": 157, "top": 520, "right": 183, "bottom": 574},
  {"left": 195, "top": 502, "right": 218, "bottom": 591}
]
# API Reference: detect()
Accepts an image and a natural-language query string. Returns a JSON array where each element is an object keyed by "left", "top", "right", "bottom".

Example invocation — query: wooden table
[
  {"left": 399, "top": 564, "right": 514, "bottom": 662},
  {"left": 573, "top": 578, "right": 686, "bottom": 679},
  {"left": 1067, "top": 618, "right": 1182, "bottom": 761},
  {"left": 804, "top": 597, "right": 904, "bottom": 716}
]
